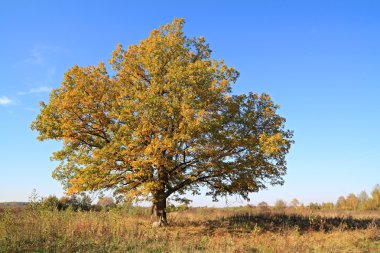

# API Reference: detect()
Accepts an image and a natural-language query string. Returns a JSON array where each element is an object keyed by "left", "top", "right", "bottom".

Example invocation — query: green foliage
[
  {"left": 41, "top": 195, "right": 60, "bottom": 211},
  {"left": 27, "top": 193, "right": 95, "bottom": 212},
  {"left": 57, "top": 194, "right": 93, "bottom": 211}
]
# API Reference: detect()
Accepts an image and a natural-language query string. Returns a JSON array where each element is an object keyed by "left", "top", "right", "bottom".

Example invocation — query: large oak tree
[{"left": 32, "top": 18, "right": 293, "bottom": 225}]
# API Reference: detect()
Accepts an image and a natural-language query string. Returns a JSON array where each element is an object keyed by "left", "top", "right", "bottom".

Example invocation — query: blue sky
[{"left": 1, "top": 0, "right": 379, "bottom": 206}]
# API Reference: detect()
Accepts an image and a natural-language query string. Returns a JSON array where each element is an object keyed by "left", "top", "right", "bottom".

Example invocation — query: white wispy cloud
[
  {"left": 24, "top": 48, "right": 45, "bottom": 66},
  {"left": 23, "top": 46, "right": 65, "bottom": 66},
  {"left": 0, "top": 96, "right": 12, "bottom": 105},
  {"left": 16, "top": 45, "right": 62, "bottom": 97},
  {"left": 24, "top": 107, "right": 38, "bottom": 112},
  {"left": 17, "top": 86, "right": 52, "bottom": 95}
]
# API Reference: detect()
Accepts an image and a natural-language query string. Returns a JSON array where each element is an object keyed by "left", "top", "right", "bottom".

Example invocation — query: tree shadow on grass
[{"left": 199, "top": 212, "right": 380, "bottom": 234}]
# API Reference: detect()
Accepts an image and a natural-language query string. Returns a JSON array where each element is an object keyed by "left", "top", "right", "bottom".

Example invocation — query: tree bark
[{"left": 151, "top": 197, "right": 167, "bottom": 226}]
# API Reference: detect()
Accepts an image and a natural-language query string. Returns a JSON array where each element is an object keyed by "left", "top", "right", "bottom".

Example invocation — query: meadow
[{"left": 1, "top": 205, "right": 379, "bottom": 253}]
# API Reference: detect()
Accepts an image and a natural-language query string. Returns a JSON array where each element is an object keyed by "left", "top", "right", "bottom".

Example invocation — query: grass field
[{"left": 0, "top": 206, "right": 379, "bottom": 252}]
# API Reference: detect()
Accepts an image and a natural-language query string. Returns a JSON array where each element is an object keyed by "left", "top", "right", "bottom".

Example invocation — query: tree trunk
[{"left": 151, "top": 198, "right": 167, "bottom": 226}]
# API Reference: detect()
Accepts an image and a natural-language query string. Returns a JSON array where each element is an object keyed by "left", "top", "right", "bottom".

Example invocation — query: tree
[
  {"left": 336, "top": 196, "right": 346, "bottom": 210},
  {"left": 97, "top": 197, "right": 115, "bottom": 210},
  {"left": 257, "top": 201, "right": 270, "bottom": 212},
  {"left": 321, "top": 202, "right": 334, "bottom": 210},
  {"left": 31, "top": 18, "right": 293, "bottom": 225},
  {"left": 78, "top": 194, "right": 93, "bottom": 211},
  {"left": 28, "top": 188, "right": 41, "bottom": 210},
  {"left": 357, "top": 191, "right": 368, "bottom": 204},
  {"left": 345, "top": 193, "right": 359, "bottom": 210},
  {"left": 370, "top": 184, "right": 380, "bottom": 210},
  {"left": 290, "top": 198, "right": 300, "bottom": 208},
  {"left": 308, "top": 202, "right": 321, "bottom": 210},
  {"left": 57, "top": 194, "right": 92, "bottom": 211},
  {"left": 41, "top": 195, "right": 60, "bottom": 211},
  {"left": 274, "top": 199, "right": 287, "bottom": 211}
]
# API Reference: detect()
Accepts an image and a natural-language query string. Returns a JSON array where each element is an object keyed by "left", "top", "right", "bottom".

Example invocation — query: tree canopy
[{"left": 32, "top": 18, "right": 293, "bottom": 224}]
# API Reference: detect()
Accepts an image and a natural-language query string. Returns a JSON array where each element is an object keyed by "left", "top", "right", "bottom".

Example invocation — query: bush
[
  {"left": 41, "top": 195, "right": 60, "bottom": 211},
  {"left": 274, "top": 200, "right": 287, "bottom": 211}
]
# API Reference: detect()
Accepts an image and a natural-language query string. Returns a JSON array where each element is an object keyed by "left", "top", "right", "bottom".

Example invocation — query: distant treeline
[
  {"left": 0, "top": 202, "right": 28, "bottom": 208},
  {"left": 27, "top": 193, "right": 142, "bottom": 213},
  {"left": 2, "top": 184, "right": 379, "bottom": 212},
  {"left": 268, "top": 184, "right": 380, "bottom": 211}
]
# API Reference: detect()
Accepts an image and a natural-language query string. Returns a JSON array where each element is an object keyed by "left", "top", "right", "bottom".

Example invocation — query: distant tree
[
  {"left": 320, "top": 202, "right": 334, "bottom": 210},
  {"left": 345, "top": 193, "right": 359, "bottom": 210},
  {"left": 257, "top": 201, "right": 269, "bottom": 212},
  {"left": 56, "top": 194, "right": 92, "bottom": 211},
  {"left": 28, "top": 188, "right": 42, "bottom": 210},
  {"left": 336, "top": 196, "right": 346, "bottom": 210},
  {"left": 290, "top": 198, "right": 300, "bottom": 208},
  {"left": 42, "top": 195, "right": 60, "bottom": 211},
  {"left": 57, "top": 196, "right": 70, "bottom": 211},
  {"left": 258, "top": 201, "right": 268, "bottom": 208},
  {"left": 360, "top": 199, "right": 371, "bottom": 210},
  {"left": 274, "top": 199, "right": 287, "bottom": 210},
  {"left": 97, "top": 197, "right": 115, "bottom": 210},
  {"left": 79, "top": 194, "right": 93, "bottom": 211},
  {"left": 308, "top": 202, "right": 321, "bottom": 210},
  {"left": 370, "top": 184, "right": 380, "bottom": 210},
  {"left": 31, "top": 18, "right": 293, "bottom": 225},
  {"left": 357, "top": 191, "right": 369, "bottom": 204}
]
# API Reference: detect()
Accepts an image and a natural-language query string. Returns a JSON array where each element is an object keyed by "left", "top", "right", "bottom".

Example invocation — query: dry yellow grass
[{"left": 0, "top": 207, "right": 379, "bottom": 252}]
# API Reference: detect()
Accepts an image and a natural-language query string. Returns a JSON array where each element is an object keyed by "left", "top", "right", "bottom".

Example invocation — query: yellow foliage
[{"left": 31, "top": 18, "right": 293, "bottom": 206}]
